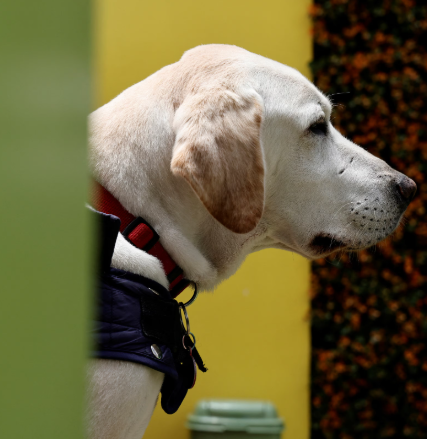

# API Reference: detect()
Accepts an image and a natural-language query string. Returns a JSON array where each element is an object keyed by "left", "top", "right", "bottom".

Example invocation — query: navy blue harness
[{"left": 91, "top": 209, "right": 206, "bottom": 414}]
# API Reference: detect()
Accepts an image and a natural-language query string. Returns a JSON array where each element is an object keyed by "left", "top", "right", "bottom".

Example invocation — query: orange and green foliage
[{"left": 310, "top": 1, "right": 427, "bottom": 438}]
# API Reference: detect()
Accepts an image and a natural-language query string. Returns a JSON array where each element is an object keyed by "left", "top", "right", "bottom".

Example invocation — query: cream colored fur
[
  {"left": 111, "top": 233, "right": 169, "bottom": 288},
  {"left": 88, "top": 45, "right": 415, "bottom": 439}
]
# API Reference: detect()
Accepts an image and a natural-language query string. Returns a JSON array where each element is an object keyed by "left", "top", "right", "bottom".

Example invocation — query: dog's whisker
[{"left": 330, "top": 201, "right": 356, "bottom": 222}]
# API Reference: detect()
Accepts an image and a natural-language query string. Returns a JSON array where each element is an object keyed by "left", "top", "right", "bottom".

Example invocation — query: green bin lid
[{"left": 186, "top": 399, "right": 285, "bottom": 434}]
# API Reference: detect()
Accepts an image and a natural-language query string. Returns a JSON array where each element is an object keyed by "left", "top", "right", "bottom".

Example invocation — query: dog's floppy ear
[{"left": 171, "top": 87, "right": 265, "bottom": 234}]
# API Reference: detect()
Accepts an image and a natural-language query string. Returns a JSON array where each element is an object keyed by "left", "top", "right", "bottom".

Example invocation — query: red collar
[{"left": 93, "top": 182, "right": 190, "bottom": 297}]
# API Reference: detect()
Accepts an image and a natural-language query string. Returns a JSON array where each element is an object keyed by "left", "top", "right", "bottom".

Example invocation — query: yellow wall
[{"left": 93, "top": 1, "right": 312, "bottom": 438}]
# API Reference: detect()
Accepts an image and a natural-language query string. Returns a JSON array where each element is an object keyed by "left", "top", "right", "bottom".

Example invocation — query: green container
[{"left": 187, "top": 399, "right": 285, "bottom": 439}]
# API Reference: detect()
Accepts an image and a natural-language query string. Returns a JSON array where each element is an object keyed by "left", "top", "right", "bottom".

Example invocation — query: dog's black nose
[{"left": 396, "top": 176, "right": 417, "bottom": 202}]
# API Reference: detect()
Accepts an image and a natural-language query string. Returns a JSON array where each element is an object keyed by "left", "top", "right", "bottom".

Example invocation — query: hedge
[{"left": 309, "top": 1, "right": 427, "bottom": 438}]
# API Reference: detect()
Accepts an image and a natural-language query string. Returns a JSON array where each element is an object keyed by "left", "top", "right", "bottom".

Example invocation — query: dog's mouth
[{"left": 309, "top": 234, "right": 348, "bottom": 256}]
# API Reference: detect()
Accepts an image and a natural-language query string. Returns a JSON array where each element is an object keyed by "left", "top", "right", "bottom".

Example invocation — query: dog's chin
[
  {"left": 273, "top": 236, "right": 354, "bottom": 259},
  {"left": 308, "top": 232, "right": 387, "bottom": 258},
  {"left": 307, "top": 232, "right": 382, "bottom": 258},
  {"left": 309, "top": 234, "right": 348, "bottom": 257}
]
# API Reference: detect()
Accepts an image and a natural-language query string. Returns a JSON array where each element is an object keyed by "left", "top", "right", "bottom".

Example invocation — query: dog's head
[
  {"left": 91, "top": 44, "right": 416, "bottom": 287},
  {"left": 169, "top": 45, "right": 416, "bottom": 260}
]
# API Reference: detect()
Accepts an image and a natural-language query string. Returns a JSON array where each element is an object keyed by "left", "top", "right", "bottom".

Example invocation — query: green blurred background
[{"left": 0, "top": 1, "right": 90, "bottom": 438}]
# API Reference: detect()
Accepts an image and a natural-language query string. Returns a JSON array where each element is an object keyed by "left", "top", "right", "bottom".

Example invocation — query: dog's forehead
[
  {"left": 248, "top": 55, "right": 331, "bottom": 119},
  {"left": 288, "top": 84, "right": 331, "bottom": 117},
  {"left": 279, "top": 73, "right": 330, "bottom": 115},
  {"left": 297, "top": 93, "right": 332, "bottom": 127},
  {"left": 262, "top": 77, "right": 332, "bottom": 128}
]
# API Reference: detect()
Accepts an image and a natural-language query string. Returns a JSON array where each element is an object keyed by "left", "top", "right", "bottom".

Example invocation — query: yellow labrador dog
[{"left": 88, "top": 45, "right": 416, "bottom": 438}]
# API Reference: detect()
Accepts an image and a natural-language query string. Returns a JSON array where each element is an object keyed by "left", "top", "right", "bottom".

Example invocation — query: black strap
[
  {"left": 191, "top": 345, "right": 207, "bottom": 373},
  {"left": 139, "top": 288, "right": 207, "bottom": 370},
  {"left": 90, "top": 208, "right": 121, "bottom": 273}
]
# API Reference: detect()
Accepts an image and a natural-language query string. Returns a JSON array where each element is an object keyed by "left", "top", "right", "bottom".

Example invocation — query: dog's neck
[
  {"left": 93, "top": 171, "right": 267, "bottom": 291},
  {"left": 93, "top": 182, "right": 194, "bottom": 295}
]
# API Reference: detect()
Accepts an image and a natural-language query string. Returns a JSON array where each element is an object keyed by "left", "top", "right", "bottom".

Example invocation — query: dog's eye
[{"left": 309, "top": 121, "right": 328, "bottom": 136}]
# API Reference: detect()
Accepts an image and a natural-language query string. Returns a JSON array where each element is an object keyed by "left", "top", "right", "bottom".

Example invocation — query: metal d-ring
[{"left": 182, "top": 282, "right": 199, "bottom": 308}]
